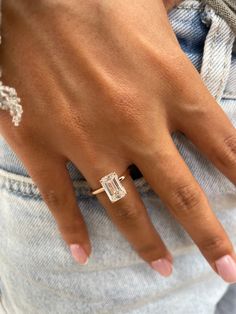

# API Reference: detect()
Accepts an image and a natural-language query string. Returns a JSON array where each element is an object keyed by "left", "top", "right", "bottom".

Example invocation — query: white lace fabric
[{"left": 0, "top": 0, "right": 23, "bottom": 126}]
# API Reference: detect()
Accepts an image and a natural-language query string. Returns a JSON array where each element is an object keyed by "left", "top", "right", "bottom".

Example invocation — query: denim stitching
[
  {"left": 176, "top": 6, "right": 203, "bottom": 11},
  {"left": 200, "top": 9, "right": 221, "bottom": 90},
  {"left": 200, "top": 5, "right": 236, "bottom": 100},
  {"left": 0, "top": 168, "right": 151, "bottom": 197},
  {"left": 176, "top": 1, "right": 203, "bottom": 11},
  {"left": 221, "top": 91, "right": 236, "bottom": 100},
  {"left": 215, "top": 33, "right": 235, "bottom": 99}
]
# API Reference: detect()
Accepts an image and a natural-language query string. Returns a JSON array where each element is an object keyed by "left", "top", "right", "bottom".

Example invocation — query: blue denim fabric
[{"left": 0, "top": 0, "right": 236, "bottom": 313}]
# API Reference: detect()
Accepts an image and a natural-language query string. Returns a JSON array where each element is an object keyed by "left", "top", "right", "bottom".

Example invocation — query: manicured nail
[
  {"left": 70, "top": 244, "right": 89, "bottom": 265},
  {"left": 150, "top": 258, "right": 172, "bottom": 277},
  {"left": 215, "top": 255, "right": 236, "bottom": 283}
]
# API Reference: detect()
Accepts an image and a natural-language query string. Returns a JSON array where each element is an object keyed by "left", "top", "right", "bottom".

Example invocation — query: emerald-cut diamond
[{"left": 100, "top": 172, "right": 127, "bottom": 203}]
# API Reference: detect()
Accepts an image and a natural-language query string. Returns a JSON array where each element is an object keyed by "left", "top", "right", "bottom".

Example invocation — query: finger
[
  {"left": 25, "top": 153, "right": 91, "bottom": 265},
  {"left": 171, "top": 90, "right": 236, "bottom": 185},
  {"left": 72, "top": 155, "right": 174, "bottom": 277},
  {"left": 134, "top": 131, "right": 236, "bottom": 283}
]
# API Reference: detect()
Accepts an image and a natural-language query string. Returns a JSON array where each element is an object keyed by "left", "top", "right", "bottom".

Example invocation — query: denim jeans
[{"left": 0, "top": 0, "right": 236, "bottom": 313}]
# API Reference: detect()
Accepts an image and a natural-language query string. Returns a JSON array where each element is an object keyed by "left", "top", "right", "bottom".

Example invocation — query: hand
[{"left": 1, "top": 0, "right": 236, "bottom": 282}]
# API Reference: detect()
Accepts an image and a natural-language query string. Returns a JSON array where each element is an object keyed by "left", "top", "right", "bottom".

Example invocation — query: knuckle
[
  {"left": 59, "top": 223, "right": 78, "bottom": 235},
  {"left": 42, "top": 189, "right": 61, "bottom": 208},
  {"left": 137, "top": 243, "right": 161, "bottom": 259},
  {"left": 59, "top": 219, "right": 84, "bottom": 235},
  {"left": 169, "top": 184, "right": 202, "bottom": 217},
  {"left": 216, "top": 134, "right": 236, "bottom": 167},
  {"left": 41, "top": 188, "right": 73, "bottom": 211},
  {"left": 200, "top": 236, "right": 228, "bottom": 255},
  {"left": 114, "top": 202, "right": 142, "bottom": 222},
  {"left": 180, "top": 101, "right": 209, "bottom": 119}
]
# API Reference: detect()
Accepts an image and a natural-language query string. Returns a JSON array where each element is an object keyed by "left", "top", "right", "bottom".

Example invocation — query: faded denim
[{"left": 0, "top": 1, "right": 236, "bottom": 313}]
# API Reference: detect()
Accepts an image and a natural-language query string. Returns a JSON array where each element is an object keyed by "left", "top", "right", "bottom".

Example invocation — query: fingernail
[
  {"left": 215, "top": 255, "right": 236, "bottom": 283},
  {"left": 150, "top": 258, "right": 172, "bottom": 277},
  {"left": 70, "top": 244, "right": 89, "bottom": 265}
]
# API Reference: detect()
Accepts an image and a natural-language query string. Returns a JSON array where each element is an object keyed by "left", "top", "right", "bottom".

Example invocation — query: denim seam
[
  {"left": 200, "top": 5, "right": 236, "bottom": 100},
  {"left": 0, "top": 168, "right": 151, "bottom": 197},
  {"left": 223, "top": 93, "right": 236, "bottom": 98},
  {"left": 200, "top": 13, "right": 221, "bottom": 89},
  {"left": 215, "top": 34, "right": 234, "bottom": 99},
  {"left": 0, "top": 186, "right": 152, "bottom": 201},
  {"left": 0, "top": 188, "right": 38, "bottom": 199},
  {"left": 176, "top": 6, "right": 203, "bottom": 11},
  {"left": 176, "top": 1, "right": 203, "bottom": 11},
  {"left": 175, "top": 3, "right": 236, "bottom": 99}
]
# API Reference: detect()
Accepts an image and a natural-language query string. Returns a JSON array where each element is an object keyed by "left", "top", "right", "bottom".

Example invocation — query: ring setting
[{"left": 91, "top": 171, "right": 128, "bottom": 203}]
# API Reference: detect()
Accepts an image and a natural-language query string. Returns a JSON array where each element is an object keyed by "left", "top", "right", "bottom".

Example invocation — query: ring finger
[{"left": 69, "top": 153, "right": 174, "bottom": 277}]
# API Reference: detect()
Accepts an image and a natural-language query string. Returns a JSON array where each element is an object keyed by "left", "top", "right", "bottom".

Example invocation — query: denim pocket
[
  {"left": 168, "top": 0, "right": 236, "bottom": 100},
  {"left": 200, "top": 5, "right": 236, "bottom": 101},
  {"left": 168, "top": 0, "right": 208, "bottom": 72}
]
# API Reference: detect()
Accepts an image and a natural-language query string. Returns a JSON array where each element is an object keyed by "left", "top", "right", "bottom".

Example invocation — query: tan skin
[{"left": 1, "top": 0, "right": 236, "bottom": 280}]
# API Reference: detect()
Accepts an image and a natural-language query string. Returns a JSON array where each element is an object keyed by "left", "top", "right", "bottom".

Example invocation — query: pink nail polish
[
  {"left": 150, "top": 258, "right": 172, "bottom": 277},
  {"left": 215, "top": 255, "right": 236, "bottom": 283},
  {"left": 70, "top": 244, "right": 89, "bottom": 265}
]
